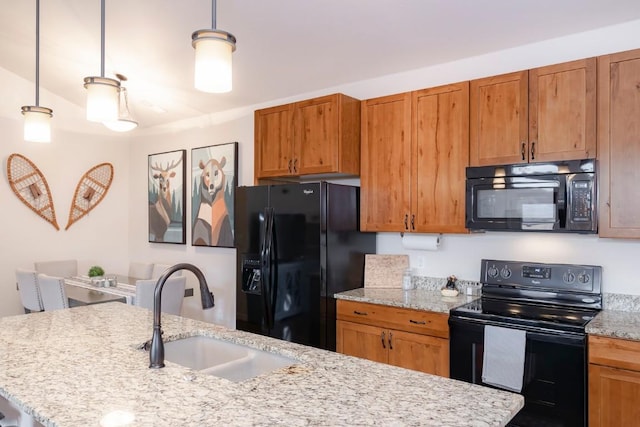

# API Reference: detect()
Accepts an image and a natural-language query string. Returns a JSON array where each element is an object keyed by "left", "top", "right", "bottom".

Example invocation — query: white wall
[{"left": 0, "top": 115, "right": 131, "bottom": 316}]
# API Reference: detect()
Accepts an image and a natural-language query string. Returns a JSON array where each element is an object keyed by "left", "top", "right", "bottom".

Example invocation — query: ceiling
[{"left": 2, "top": 0, "right": 640, "bottom": 133}]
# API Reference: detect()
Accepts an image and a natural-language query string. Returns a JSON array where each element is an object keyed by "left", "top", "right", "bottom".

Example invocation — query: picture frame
[
  {"left": 191, "top": 142, "right": 238, "bottom": 248},
  {"left": 148, "top": 149, "right": 186, "bottom": 244}
]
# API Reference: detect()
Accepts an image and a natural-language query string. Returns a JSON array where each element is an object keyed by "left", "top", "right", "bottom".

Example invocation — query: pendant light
[
  {"left": 21, "top": 0, "right": 53, "bottom": 143},
  {"left": 103, "top": 74, "right": 138, "bottom": 132},
  {"left": 191, "top": 0, "right": 236, "bottom": 93},
  {"left": 83, "top": 0, "right": 120, "bottom": 122}
]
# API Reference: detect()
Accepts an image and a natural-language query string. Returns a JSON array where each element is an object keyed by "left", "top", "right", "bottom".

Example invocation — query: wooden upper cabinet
[
  {"left": 598, "top": 49, "right": 640, "bottom": 238},
  {"left": 360, "top": 92, "right": 412, "bottom": 232},
  {"left": 470, "top": 59, "right": 596, "bottom": 166},
  {"left": 470, "top": 71, "right": 528, "bottom": 166},
  {"left": 529, "top": 58, "right": 596, "bottom": 162},
  {"left": 412, "top": 83, "right": 469, "bottom": 233},
  {"left": 254, "top": 93, "right": 360, "bottom": 180},
  {"left": 254, "top": 104, "right": 293, "bottom": 178}
]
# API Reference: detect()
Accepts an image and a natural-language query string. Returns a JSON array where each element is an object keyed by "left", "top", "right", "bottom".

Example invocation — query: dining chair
[
  {"left": 37, "top": 274, "right": 69, "bottom": 311},
  {"left": 151, "top": 263, "right": 182, "bottom": 279},
  {"left": 34, "top": 259, "right": 78, "bottom": 278},
  {"left": 16, "top": 269, "right": 43, "bottom": 313},
  {"left": 128, "top": 261, "right": 153, "bottom": 280},
  {"left": 135, "top": 277, "right": 186, "bottom": 315}
]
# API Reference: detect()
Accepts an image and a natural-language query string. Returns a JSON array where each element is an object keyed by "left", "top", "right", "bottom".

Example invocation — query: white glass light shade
[
  {"left": 21, "top": 106, "right": 52, "bottom": 143},
  {"left": 103, "top": 86, "right": 138, "bottom": 132},
  {"left": 192, "top": 29, "right": 236, "bottom": 93},
  {"left": 84, "top": 76, "right": 120, "bottom": 122}
]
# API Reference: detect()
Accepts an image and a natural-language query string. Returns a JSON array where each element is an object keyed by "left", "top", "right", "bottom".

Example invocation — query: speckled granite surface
[
  {"left": 587, "top": 293, "right": 640, "bottom": 341},
  {"left": 0, "top": 303, "right": 523, "bottom": 427},
  {"left": 335, "top": 287, "right": 477, "bottom": 314}
]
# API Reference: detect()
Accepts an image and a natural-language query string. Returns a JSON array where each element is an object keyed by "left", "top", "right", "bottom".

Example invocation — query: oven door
[
  {"left": 449, "top": 316, "right": 586, "bottom": 427},
  {"left": 466, "top": 174, "right": 565, "bottom": 231}
]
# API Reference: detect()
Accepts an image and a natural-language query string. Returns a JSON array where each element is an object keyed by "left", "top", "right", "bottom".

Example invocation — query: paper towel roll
[{"left": 401, "top": 234, "right": 441, "bottom": 251}]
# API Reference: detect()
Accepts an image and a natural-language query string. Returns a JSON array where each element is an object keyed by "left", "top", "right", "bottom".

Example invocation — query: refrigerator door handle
[
  {"left": 268, "top": 210, "right": 278, "bottom": 330},
  {"left": 260, "top": 208, "right": 273, "bottom": 331}
]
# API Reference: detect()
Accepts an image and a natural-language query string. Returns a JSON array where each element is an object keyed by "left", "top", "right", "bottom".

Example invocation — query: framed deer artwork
[
  {"left": 148, "top": 149, "right": 186, "bottom": 244},
  {"left": 191, "top": 142, "right": 238, "bottom": 248}
]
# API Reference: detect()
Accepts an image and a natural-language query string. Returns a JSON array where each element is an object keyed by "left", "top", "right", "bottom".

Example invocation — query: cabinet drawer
[
  {"left": 589, "top": 335, "right": 640, "bottom": 371},
  {"left": 337, "top": 300, "right": 449, "bottom": 339}
]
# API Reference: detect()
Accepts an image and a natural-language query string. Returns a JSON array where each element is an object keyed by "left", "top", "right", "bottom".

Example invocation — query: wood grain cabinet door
[
  {"left": 360, "top": 92, "right": 412, "bottom": 231},
  {"left": 387, "top": 330, "right": 450, "bottom": 377},
  {"left": 589, "top": 364, "right": 640, "bottom": 427},
  {"left": 470, "top": 71, "right": 528, "bottom": 166},
  {"left": 293, "top": 95, "right": 340, "bottom": 175},
  {"left": 529, "top": 58, "right": 596, "bottom": 162},
  {"left": 412, "top": 82, "right": 469, "bottom": 233},
  {"left": 254, "top": 104, "right": 294, "bottom": 179},
  {"left": 597, "top": 48, "right": 640, "bottom": 238},
  {"left": 336, "top": 320, "right": 388, "bottom": 364}
]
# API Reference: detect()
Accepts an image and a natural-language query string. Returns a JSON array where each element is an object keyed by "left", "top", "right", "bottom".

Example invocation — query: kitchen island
[{"left": 0, "top": 303, "right": 523, "bottom": 426}]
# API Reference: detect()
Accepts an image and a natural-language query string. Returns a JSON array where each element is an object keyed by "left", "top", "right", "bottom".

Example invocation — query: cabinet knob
[
  {"left": 353, "top": 310, "right": 368, "bottom": 316},
  {"left": 409, "top": 319, "right": 428, "bottom": 325}
]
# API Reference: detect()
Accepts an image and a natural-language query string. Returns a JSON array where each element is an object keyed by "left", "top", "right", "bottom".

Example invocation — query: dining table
[{"left": 64, "top": 275, "right": 195, "bottom": 307}]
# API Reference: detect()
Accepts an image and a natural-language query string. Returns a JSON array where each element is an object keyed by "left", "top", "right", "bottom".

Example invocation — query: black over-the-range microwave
[{"left": 465, "top": 159, "right": 597, "bottom": 233}]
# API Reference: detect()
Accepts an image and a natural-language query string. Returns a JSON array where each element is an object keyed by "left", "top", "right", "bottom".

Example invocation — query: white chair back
[
  {"left": 37, "top": 274, "right": 69, "bottom": 311},
  {"left": 34, "top": 260, "right": 78, "bottom": 278},
  {"left": 135, "top": 277, "right": 186, "bottom": 315},
  {"left": 16, "top": 269, "right": 43, "bottom": 312},
  {"left": 151, "top": 263, "right": 182, "bottom": 279},
  {"left": 128, "top": 262, "right": 153, "bottom": 279}
]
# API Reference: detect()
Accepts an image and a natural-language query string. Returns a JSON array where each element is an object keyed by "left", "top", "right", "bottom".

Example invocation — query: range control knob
[
  {"left": 563, "top": 272, "right": 576, "bottom": 283},
  {"left": 578, "top": 273, "right": 591, "bottom": 284},
  {"left": 500, "top": 267, "right": 512, "bottom": 279},
  {"left": 487, "top": 266, "right": 499, "bottom": 278}
]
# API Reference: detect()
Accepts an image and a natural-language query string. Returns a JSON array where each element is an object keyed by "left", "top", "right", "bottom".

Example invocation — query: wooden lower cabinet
[
  {"left": 589, "top": 335, "right": 640, "bottom": 426},
  {"left": 336, "top": 300, "right": 449, "bottom": 377}
]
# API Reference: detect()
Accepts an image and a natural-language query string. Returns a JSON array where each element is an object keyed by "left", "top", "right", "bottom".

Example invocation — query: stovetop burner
[{"left": 450, "top": 259, "right": 603, "bottom": 334}]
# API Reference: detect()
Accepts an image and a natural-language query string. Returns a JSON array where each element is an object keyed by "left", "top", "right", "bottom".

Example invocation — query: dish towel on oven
[{"left": 482, "top": 325, "right": 526, "bottom": 392}]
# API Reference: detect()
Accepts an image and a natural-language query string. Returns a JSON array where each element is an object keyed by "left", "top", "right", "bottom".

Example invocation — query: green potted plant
[{"left": 88, "top": 266, "right": 105, "bottom": 286}]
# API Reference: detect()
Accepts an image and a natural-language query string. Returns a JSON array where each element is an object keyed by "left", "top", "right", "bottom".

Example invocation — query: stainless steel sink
[{"left": 163, "top": 335, "right": 297, "bottom": 382}]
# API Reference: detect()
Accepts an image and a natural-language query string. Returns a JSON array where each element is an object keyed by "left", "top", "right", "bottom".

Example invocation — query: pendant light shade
[
  {"left": 192, "top": 0, "right": 236, "bottom": 93},
  {"left": 103, "top": 76, "right": 138, "bottom": 132},
  {"left": 83, "top": 0, "right": 120, "bottom": 122},
  {"left": 22, "top": 106, "right": 52, "bottom": 143},
  {"left": 21, "top": 0, "right": 53, "bottom": 143}
]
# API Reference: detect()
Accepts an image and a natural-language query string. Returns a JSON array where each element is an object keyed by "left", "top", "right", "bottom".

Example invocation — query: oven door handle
[{"left": 448, "top": 315, "right": 586, "bottom": 346}]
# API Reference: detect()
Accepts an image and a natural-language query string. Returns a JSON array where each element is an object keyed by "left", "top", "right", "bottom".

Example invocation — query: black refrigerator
[{"left": 235, "top": 182, "right": 375, "bottom": 351}]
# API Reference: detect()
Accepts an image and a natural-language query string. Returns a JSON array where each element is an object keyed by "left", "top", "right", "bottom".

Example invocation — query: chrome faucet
[{"left": 149, "top": 263, "right": 215, "bottom": 368}]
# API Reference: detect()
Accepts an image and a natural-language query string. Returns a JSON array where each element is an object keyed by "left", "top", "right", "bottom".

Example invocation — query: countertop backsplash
[{"left": 414, "top": 275, "right": 482, "bottom": 295}]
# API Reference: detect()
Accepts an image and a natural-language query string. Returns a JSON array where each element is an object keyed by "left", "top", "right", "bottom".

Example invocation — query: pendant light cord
[
  {"left": 35, "top": 0, "right": 40, "bottom": 106},
  {"left": 100, "top": 0, "right": 105, "bottom": 77},
  {"left": 211, "top": 0, "right": 216, "bottom": 29}
]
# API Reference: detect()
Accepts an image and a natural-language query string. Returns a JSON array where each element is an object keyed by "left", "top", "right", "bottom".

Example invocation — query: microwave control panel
[{"left": 567, "top": 173, "right": 596, "bottom": 232}]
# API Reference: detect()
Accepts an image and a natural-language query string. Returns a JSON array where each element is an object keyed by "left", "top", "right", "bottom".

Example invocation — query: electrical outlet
[{"left": 416, "top": 256, "right": 426, "bottom": 268}]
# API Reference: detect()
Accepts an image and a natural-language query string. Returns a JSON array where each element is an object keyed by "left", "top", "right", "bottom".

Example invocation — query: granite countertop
[
  {"left": 0, "top": 303, "right": 523, "bottom": 427},
  {"left": 586, "top": 309, "right": 640, "bottom": 341},
  {"left": 335, "top": 287, "right": 477, "bottom": 314}
]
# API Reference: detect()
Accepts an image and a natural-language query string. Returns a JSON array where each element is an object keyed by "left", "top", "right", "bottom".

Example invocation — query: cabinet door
[
  {"left": 254, "top": 105, "right": 293, "bottom": 179},
  {"left": 589, "top": 364, "right": 640, "bottom": 427},
  {"left": 360, "top": 93, "right": 412, "bottom": 231},
  {"left": 412, "top": 83, "right": 469, "bottom": 233},
  {"left": 293, "top": 95, "right": 339, "bottom": 175},
  {"left": 529, "top": 58, "right": 596, "bottom": 162},
  {"left": 470, "top": 71, "right": 528, "bottom": 166},
  {"left": 387, "top": 330, "right": 449, "bottom": 377},
  {"left": 598, "top": 49, "right": 640, "bottom": 238},
  {"left": 336, "top": 320, "right": 388, "bottom": 364}
]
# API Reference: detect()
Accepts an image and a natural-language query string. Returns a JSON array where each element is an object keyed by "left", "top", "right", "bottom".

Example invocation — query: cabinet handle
[
  {"left": 353, "top": 310, "right": 368, "bottom": 316},
  {"left": 521, "top": 142, "right": 526, "bottom": 161},
  {"left": 288, "top": 159, "right": 292, "bottom": 173},
  {"left": 411, "top": 214, "right": 415, "bottom": 231},
  {"left": 409, "top": 319, "right": 428, "bottom": 325},
  {"left": 293, "top": 158, "right": 298, "bottom": 173},
  {"left": 530, "top": 141, "right": 535, "bottom": 160},
  {"left": 404, "top": 214, "right": 409, "bottom": 230},
  {"left": 381, "top": 331, "right": 386, "bottom": 349},
  {"left": 388, "top": 332, "right": 393, "bottom": 350}
]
